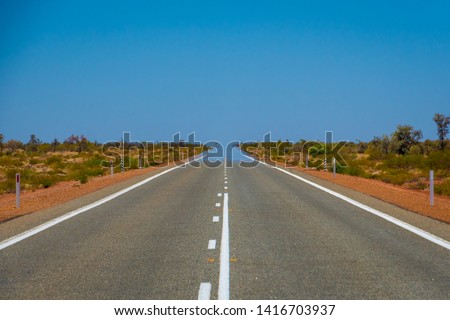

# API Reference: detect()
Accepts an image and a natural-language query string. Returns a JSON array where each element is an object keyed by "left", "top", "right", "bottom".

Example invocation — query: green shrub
[
  {"left": 78, "top": 174, "right": 88, "bottom": 184},
  {"left": 0, "top": 155, "right": 24, "bottom": 167},
  {"left": 378, "top": 169, "right": 413, "bottom": 185},
  {"left": 336, "top": 164, "right": 367, "bottom": 177},
  {"left": 45, "top": 155, "right": 62, "bottom": 165},
  {"left": 435, "top": 180, "right": 450, "bottom": 196},
  {"left": 29, "top": 157, "right": 40, "bottom": 165},
  {"left": 425, "top": 151, "right": 450, "bottom": 171},
  {"left": 35, "top": 174, "right": 57, "bottom": 188},
  {"left": 0, "top": 180, "right": 15, "bottom": 193}
]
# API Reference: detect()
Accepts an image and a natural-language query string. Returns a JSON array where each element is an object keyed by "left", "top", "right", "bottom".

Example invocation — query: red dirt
[
  {"left": 0, "top": 167, "right": 160, "bottom": 223},
  {"left": 294, "top": 167, "right": 450, "bottom": 224},
  {"left": 1, "top": 162, "right": 449, "bottom": 225}
]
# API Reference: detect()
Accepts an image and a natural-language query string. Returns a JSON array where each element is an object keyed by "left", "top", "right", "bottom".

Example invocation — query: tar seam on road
[
  {"left": 251, "top": 157, "right": 450, "bottom": 251},
  {"left": 0, "top": 157, "right": 204, "bottom": 252},
  {"left": 218, "top": 192, "right": 230, "bottom": 300}
]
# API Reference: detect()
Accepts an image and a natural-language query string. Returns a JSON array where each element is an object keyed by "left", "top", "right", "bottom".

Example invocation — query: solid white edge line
[
  {"left": 213, "top": 216, "right": 220, "bottom": 222},
  {"left": 198, "top": 282, "right": 211, "bottom": 300},
  {"left": 0, "top": 157, "right": 204, "bottom": 252},
  {"left": 249, "top": 156, "right": 450, "bottom": 251},
  {"left": 208, "top": 239, "right": 216, "bottom": 250},
  {"left": 218, "top": 192, "right": 230, "bottom": 300}
]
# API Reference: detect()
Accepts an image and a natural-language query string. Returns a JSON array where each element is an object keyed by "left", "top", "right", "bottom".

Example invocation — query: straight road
[{"left": 0, "top": 151, "right": 449, "bottom": 299}]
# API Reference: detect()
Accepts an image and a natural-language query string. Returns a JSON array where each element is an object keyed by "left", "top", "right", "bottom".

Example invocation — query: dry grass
[{"left": 0, "top": 166, "right": 160, "bottom": 223}]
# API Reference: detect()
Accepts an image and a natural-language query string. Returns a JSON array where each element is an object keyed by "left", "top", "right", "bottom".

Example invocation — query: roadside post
[
  {"left": 430, "top": 170, "right": 434, "bottom": 207},
  {"left": 120, "top": 156, "right": 125, "bottom": 172},
  {"left": 15, "top": 173, "right": 20, "bottom": 208},
  {"left": 324, "top": 158, "right": 327, "bottom": 172},
  {"left": 333, "top": 157, "right": 336, "bottom": 177},
  {"left": 305, "top": 154, "right": 309, "bottom": 169},
  {"left": 110, "top": 160, "right": 114, "bottom": 176},
  {"left": 139, "top": 157, "right": 142, "bottom": 169}
]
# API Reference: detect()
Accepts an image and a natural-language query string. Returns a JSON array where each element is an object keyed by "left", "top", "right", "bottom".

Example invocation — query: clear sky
[{"left": 1, "top": 0, "right": 449, "bottom": 144}]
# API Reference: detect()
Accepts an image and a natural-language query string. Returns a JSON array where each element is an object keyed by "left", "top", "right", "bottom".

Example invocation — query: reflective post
[
  {"left": 16, "top": 173, "right": 20, "bottom": 208},
  {"left": 430, "top": 170, "right": 434, "bottom": 207},
  {"left": 333, "top": 157, "right": 336, "bottom": 177}
]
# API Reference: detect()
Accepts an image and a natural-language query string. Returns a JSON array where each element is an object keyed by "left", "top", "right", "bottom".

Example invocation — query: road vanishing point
[{"left": 0, "top": 149, "right": 449, "bottom": 299}]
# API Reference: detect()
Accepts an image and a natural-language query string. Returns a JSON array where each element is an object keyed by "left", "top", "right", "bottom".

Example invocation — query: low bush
[
  {"left": 336, "top": 164, "right": 368, "bottom": 177},
  {"left": 435, "top": 179, "right": 450, "bottom": 196}
]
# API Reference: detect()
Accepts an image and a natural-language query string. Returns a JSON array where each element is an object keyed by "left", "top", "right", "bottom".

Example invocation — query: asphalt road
[{"left": 0, "top": 152, "right": 449, "bottom": 299}]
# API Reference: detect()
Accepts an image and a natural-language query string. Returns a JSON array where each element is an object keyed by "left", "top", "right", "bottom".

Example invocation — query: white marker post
[
  {"left": 430, "top": 170, "right": 434, "bottom": 207},
  {"left": 15, "top": 173, "right": 20, "bottom": 208},
  {"left": 110, "top": 160, "right": 114, "bottom": 176},
  {"left": 305, "top": 154, "right": 309, "bottom": 169},
  {"left": 333, "top": 157, "right": 336, "bottom": 177}
]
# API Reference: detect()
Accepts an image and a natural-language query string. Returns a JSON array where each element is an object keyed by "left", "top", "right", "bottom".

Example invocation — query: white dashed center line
[
  {"left": 208, "top": 239, "right": 216, "bottom": 250},
  {"left": 198, "top": 282, "right": 211, "bottom": 300}
]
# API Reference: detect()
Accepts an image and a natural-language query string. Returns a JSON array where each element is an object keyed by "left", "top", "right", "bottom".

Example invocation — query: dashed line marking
[
  {"left": 198, "top": 283, "right": 211, "bottom": 300},
  {"left": 213, "top": 216, "right": 220, "bottom": 222},
  {"left": 218, "top": 193, "right": 222, "bottom": 197},
  {"left": 225, "top": 181, "right": 228, "bottom": 184},
  {"left": 208, "top": 239, "right": 217, "bottom": 250},
  {"left": 215, "top": 203, "right": 221, "bottom": 207},
  {"left": 224, "top": 186, "right": 228, "bottom": 190}
]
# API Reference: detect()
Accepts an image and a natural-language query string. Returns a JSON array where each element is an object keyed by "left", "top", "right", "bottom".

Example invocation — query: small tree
[
  {"left": 6, "top": 139, "right": 24, "bottom": 153},
  {"left": 27, "top": 134, "right": 40, "bottom": 152},
  {"left": 65, "top": 134, "right": 79, "bottom": 144},
  {"left": 51, "top": 138, "right": 60, "bottom": 152},
  {"left": 77, "top": 135, "right": 88, "bottom": 153},
  {"left": 433, "top": 113, "right": 450, "bottom": 150},
  {"left": 391, "top": 125, "right": 423, "bottom": 155}
]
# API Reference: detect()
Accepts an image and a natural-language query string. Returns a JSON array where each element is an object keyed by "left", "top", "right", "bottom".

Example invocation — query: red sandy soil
[
  {"left": 294, "top": 167, "right": 450, "bottom": 224},
  {"left": 0, "top": 166, "right": 160, "bottom": 223},
  {"left": 1, "top": 162, "right": 449, "bottom": 225}
]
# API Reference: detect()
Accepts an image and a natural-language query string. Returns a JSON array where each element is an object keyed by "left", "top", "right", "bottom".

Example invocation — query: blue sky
[{"left": 1, "top": 1, "right": 449, "bottom": 144}]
